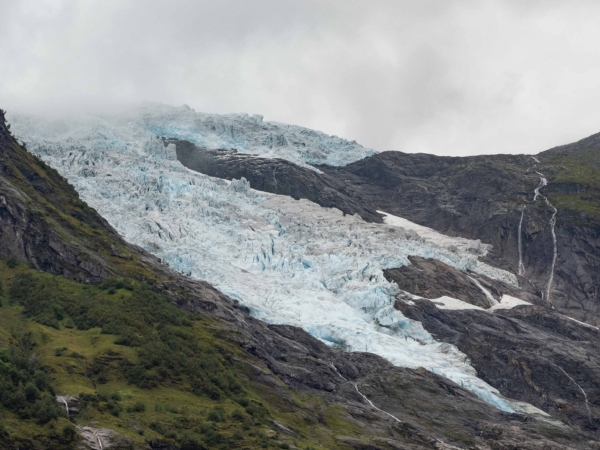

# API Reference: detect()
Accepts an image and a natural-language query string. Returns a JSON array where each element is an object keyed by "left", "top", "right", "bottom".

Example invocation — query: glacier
[
  {"left": 10, "top": 103, "right": 376, "bottom": 168},
  {"left": 10, "top": 106, "right": 539, "bottom": 414}
]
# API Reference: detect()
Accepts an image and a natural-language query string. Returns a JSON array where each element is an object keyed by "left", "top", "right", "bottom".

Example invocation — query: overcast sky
[{"left": 2, "top": 0, "right": 599, "bottom": 156}]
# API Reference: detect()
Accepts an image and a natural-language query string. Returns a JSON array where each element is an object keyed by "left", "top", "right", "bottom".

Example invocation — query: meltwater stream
[
  {"left": 532, "top": 163, "right": 559, "bottom": 302},
  {"left": 10, "top": 106, "right": 545, "bottom": 415},
  {"left": 517, "top": 207, "right": 526, "bottom": 276}
]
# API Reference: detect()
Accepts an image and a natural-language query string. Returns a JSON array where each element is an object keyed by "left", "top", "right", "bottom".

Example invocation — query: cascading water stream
[
  {"left": 517, "top": 207, "right": 526, "bottom": 276},
  {"left": 467, "top": 276, "right": 499, "bottom": 307},
  {"left": 555, "top": 365, "right": 592, "bottom": 425},
  {"left": 529, "top": 158, "right": 558, "bottom": 303},
  {"left": 57, "top": 396, "right": 69, "bottom": 416},
  {"left": 534, "top": 171, "right": 548, "bottom": 201},
  {"left": 545, "top": 205, "right": 558, "bottom": 302},
  {"left": 330, "top": 363, "right": 402, "bottom": 424}
]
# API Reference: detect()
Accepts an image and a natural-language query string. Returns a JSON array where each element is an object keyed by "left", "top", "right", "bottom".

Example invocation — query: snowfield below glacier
[{"left": 11, "top": 108, "right": 540, "bottom": 415}]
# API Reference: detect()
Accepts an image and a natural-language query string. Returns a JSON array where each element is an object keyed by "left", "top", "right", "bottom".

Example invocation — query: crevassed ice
[
  {"left": 12, "top": 112, "right": 524, "bottom": 413},
  {"left": 10, "top": 103, "right": 376, "bottom": 168}
]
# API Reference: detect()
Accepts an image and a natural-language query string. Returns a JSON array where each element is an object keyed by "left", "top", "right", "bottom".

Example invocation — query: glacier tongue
[{"left": 12, "top": 109, "right": 524, "bottom": 413}]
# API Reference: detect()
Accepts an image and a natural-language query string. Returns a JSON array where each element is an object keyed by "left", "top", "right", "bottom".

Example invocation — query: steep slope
[
  {"left": 0, "top": 108, "right": 127, "bottom": 283},
  {"left": 162, "top": 120, "right": 600, "bottom": 435},
  {"left": 4, "top": 109, "right": 595, "bottom": 449},
  {"left": 9, "top": 108, "right": 527, "bottom": 411},
  {"left": 385, "top": 258, "right": 600, "bottom": 434},
  {"left": 5, "top": 106, "right": 600, "bottom": 447},
  {"left": 164, "top": 132, "right": 599, "bottom": 329},
  {"left": 317, "top": 147, "right": 600, "bottom": 325}
]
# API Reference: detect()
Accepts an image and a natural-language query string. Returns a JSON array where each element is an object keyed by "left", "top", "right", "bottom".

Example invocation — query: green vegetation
[
  {"left": 0, "top": 110, "right": 365, "bottom": 449},
  {"left": 0, "top": 260, "right": 360, "bottom": 449},
  {"left": 0, "top": 342, "right": 66, "bottom": 424},
  {"left": 541, "top": 148, "right": 600, "bottom": 224}
]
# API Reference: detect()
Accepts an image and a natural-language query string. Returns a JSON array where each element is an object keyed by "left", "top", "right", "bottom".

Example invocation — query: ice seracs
[
  {"left": 11, "top": 103, "right": 375, "bottom": 169},
  {"left": 11, "top": 107, "right": 537, "bottom": 414}
]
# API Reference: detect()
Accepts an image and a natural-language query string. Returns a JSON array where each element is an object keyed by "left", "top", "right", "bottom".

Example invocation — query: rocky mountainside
[
  {"left": 166, "top": 133, "right": 600, "bottom": 324},
  {"left": 160, "top": 129, "right": 600, "bottom": 437},
  {"left": 320, "top": 146, "right": 600, "bottom": 327},
  {"left": 5, "top": 105, "right": 600, "bottom": 448}
]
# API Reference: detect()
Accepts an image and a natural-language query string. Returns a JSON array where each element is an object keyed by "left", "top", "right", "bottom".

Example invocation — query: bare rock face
[
  {"left": 242, "top": 321, "right": 595, "bottom": 448},
  {"left": 0, "top": 109, "right": 114, "bottom": 283},
  {"left": 384, "top": 258, "right": 600, "bottom": 436},
  {"left": 77, "top": 426, "right": 132, "bottom": 449},
  {"left": 318, "top": 149, "right": 600, "bottom": 326},
  {"left": 170, "top": 138, "right": 383, "bottom": 223},
  {"left": 405, "top": 298, "right": 600, "bottom": 431},
  {"left": 385, "top": 256, "right": 541, "bottom": 308}
]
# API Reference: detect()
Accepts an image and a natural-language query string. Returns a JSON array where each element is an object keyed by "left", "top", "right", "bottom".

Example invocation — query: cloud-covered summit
[{"left": 2, "top": 0, "right": 600, "bottom": 156}]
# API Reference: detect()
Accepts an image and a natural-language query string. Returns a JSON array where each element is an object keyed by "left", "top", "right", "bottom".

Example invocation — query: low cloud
[{"left": 2, "top": 0, "right": 599, "bottom": 156}]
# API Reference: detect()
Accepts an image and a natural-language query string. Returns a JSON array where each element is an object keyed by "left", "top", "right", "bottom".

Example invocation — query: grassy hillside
[
  {"left": 542, "top": 148, "right": 600, "bottom": 225},
  {"left": 0, "top": 109, "right": 375, "bottom": 449},
  {"left": 0, "top": 259, "right": 363, "bottom": 450}
]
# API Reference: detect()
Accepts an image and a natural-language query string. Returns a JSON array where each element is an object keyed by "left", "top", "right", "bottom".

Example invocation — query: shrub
[
  {"left": 207, "top": 406, "right": 225, "bottom": 422},
  {"left": 236, "top": 397, "right": 249, "bottom": 407},
  {"left": 61, "top": 424, "right": 77, "bottom": 443},
  {"left": 54, "top": 347, "right": 68, "bottom": 357},
  {"left": 0, "top": 422, "right": 9, "bottom": 439},
  {"left": 35, "top": 395, "right": 65, "bottom": 424},
  {"left": 7, "top": 270, "right": 250, "bottom": 414},
  {"left": 6, "top": 257, "right": 19, "bottom": 268},
  {"left": 245, "top": 402, "right": 268, "bottom": 420},
  {"left": 0, "top": 347, "right": 61, "bottom": 422},
  {"left": 126, "top": 401, "right": 146, "bottom": 413},
  {"left": 24, "top": 383, "right": 40, "bottom": 402},
  {"left": 231, "top": 409, "right": 245, "bottom": 421},
  {"left": 106, "top": 399, "right": 122, "bottom": 417},
  {"left": 149, "top": 421, "right": 165, "bottom": 434}
]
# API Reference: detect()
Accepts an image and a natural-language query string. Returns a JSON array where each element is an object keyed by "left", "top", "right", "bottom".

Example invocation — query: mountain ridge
[{"left": 4, "top": 106, "right": 600, "bottom": 448}]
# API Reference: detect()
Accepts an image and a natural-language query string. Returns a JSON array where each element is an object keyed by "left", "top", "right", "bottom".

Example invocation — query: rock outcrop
[{"left": 171, "top": 138, "right": 383, "bottom": 222}]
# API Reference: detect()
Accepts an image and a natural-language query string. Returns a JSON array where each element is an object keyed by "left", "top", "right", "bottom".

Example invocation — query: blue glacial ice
[
  {"left": 11, "top": 103, "right": 376, "bottom": 168},
  {"left": 10, "top": 106, "right": 542, "bottom": 415}
]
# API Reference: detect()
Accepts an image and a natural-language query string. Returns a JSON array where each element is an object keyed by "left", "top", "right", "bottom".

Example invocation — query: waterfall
[
  {"left": 517, "top": 207, "right": 526, "bottom": 276},
  {"left": 530, "top": 163, "right": 558, "bottom": 303},
  {"left": 330, "top": 363, "right": 402, "bottom": 424},
  {"left": 468, "top": 276, "right": 499, "bottom": 307}
]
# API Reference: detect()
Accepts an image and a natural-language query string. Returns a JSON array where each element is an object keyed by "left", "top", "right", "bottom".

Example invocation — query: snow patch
[
  {"left": 428, "top": 294, "right": 530, "bottom": 312},
  {"left": 379, "top": 211, "right": 517, "bottom": 287},
  {"left": 431, "top": 296, "right": 485, "bottom": 311},
  {"left": 490, "top": 295, "right": 531, "bottom": 311}
]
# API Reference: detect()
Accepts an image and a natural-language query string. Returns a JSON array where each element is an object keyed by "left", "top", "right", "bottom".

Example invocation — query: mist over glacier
[
  {"left": 12, "top": 103, "right": 375, "bottom": 168},
  {"left": 11, "top": 104, "right": 536, "bottom": 413}
]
